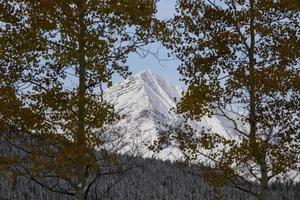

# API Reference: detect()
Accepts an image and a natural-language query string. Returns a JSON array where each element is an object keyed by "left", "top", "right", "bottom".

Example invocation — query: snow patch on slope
[
  {"left": 102, "top": 69, "right": 299, "bottom": 182},
  {"left": 103, "top": 70, "right": 240, "bottom": 160},
  {"left": 103, "top": 70, "right": 183, "bottom": 159}
]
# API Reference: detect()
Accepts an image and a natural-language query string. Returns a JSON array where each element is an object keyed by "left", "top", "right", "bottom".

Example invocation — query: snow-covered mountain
[
  {"left": 103, "top": 70, "right": 239, "bottom": 160},
  {"left": 103, "top": 70, "right": 181, "bottom": 159},
  {"left": 102, "top": 70, "right": 300, "bottom": 182}
]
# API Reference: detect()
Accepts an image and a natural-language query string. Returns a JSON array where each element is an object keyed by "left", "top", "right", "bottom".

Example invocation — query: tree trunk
[
  {"left": 248, "top": 0, "right": 256, "bottom": 143},
  {"left": 248, "top": 1, "right": 269, "bottom": 199},
  {"left": 77, "top": 0, "right": 86, "bottom": 145},
  {"left": 75, "top": 165, "right": 87, "bottom": 200},
  {"left": 259, "top": 155, "right": 268, "bottom": 200},
  {"left": 75, "top": 188, "right": 86, "bottom": 200},
  {"left": 76, "top": 2, "right": 87, "bottom": 200}
]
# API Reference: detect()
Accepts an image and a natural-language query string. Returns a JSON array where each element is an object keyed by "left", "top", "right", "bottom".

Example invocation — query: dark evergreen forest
[{"left": 1, "top": 156, "right": 299, "bottom": 200}]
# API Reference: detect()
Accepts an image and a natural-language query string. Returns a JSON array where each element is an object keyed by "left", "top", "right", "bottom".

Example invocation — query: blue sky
[
  {"left": 63, "top": 0, "right": 179, "bottom": 90},
  {"left": 119, "top": 0, "right": 182, "bottom": 86}
]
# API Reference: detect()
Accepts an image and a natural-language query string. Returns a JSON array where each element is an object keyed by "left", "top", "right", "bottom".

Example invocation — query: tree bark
[
  {"left": 76, "top": 1, "right": 87, "bottom": 200},
  {"left": 259, "top": 156, "right": 268, "bottom": 200},
  {"left": 248, "top": 0, "right": 256, "bottom": 144},
  {"left": 248, "top": 1, "right": 268, "bottom": 199},
  {"left": 77, "top": 0, "right": 86, "bottom": 145}
]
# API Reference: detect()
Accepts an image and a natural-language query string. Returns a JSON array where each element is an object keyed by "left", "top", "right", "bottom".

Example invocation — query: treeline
[{"left": 1, "top": 156, "right": 299, "bottom": 200}]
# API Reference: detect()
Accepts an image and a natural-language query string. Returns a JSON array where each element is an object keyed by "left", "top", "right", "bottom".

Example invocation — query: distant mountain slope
[
  {"left": 103, "top": 70, "right": 183, "bottom": 159},
  {"left": 103, "top": 70, "right": 299, "bottom": 183},
  {"left": 103, "top": 70, "right": 242, "bottom": 160}
]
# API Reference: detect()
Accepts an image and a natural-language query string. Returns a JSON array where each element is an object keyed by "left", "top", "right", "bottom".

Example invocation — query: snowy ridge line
[
  {"left": 102, "top": 70, "right": 232, "bottom": 160},
  {"left": 102, "top": 70, "right": 299, "bottom": 183}
]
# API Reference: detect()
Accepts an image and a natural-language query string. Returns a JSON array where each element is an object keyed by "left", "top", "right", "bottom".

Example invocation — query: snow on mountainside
[
  {"left": 103, "top": 70, "right": 183, "bottom": 159},
  {"left": 102, "top": 70, "right": 299, "bottom": 182},
  {"left": 103, "top": 70, "right": 238, "bottom": 160},
  {"left": 105, "top": 70, "right": 182, "bottom": 128}
]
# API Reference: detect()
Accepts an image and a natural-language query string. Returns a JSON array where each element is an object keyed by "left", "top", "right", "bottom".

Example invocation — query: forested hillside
[{"left": 1, "top": 156, "right": 299, "bottom": 200}]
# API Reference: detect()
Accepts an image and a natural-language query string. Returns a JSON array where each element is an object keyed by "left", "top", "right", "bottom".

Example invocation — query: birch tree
[
  {"left": 153, "top": 1, "right": 300, "bottom": 199},
  {"left": 1, "top": 0, "right": 160, "bottom": 199}
]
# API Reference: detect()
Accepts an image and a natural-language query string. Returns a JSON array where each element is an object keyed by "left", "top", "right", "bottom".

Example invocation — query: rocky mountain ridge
[{"left": 103, "top": 70, "right": 238, "bottom": 160}]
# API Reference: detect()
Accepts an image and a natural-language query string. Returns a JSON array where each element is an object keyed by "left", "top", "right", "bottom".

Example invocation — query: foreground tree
[
  {"left": 153, "top": 0, "right": 300, "bottom": 199},
  {"left": 1, "top": 0, "right": 159, "bottom": 199},
  {"left": 0, "top": 0, "right": 35, "bottom": 176}
]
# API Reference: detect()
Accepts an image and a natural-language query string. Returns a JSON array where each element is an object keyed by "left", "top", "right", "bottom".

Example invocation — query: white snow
[
  {"left": 102, "top": 70, "right": 238, "bottom": 160},
  {"left": 101, "top": 70, "right": 299, "bottom": 183}
]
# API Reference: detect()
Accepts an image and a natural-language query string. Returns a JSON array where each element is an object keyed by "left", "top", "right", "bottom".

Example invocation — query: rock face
[
  {"left": 103, "top": 70, "right": 181, "bottom": 159},
  {"left": 104, "top": 70, "right": 300, "bottom": 182},
  {"left": 105, "top": 69, "right": 182, "bottom": 132},
  {"left": 103, "top": 70, "right": 240, "bottom": 160}
]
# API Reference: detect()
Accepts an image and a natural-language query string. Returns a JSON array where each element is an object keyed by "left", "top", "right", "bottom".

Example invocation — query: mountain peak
[
  {"left": 103, "top": 70, "right": 245, "bottom": 160},
  {"left": 103, "top": 70, "right": 183, "bottom": 159},
  {"left": 134, "top": 69, "right": 163, "bottom": 84},
  {"left": 135, "top": 69, "right": 154, "bottom": 76},
  {"left": 105, "top": 69, "right": 181, "bottom": 118}
]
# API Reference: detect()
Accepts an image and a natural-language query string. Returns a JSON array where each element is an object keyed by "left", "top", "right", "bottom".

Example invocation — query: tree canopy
[
  {"left": 0, "top": 0, "right": 160, "bottom": 199},
  {"left": 153, "top": 0, "right": 300, "bottom": 199}
]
